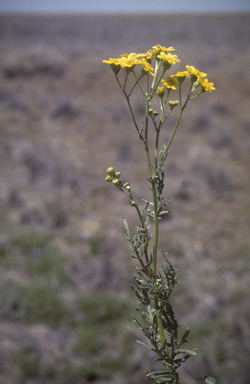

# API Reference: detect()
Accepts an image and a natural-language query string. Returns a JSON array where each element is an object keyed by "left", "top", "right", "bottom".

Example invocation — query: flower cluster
[
  {"left": 103, "top": 44, "right": 180, "bottom": 77},
  {"left": 158, "top": 65, "right": 215, "bottom": 94},
  {"left": 186, "top": 65, "right": 215, "bottom": 93},
  {"left": 103, "top": 44, "right": 215, "bottom": 93}
]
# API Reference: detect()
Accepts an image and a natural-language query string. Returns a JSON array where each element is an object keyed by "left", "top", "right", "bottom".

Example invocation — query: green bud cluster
[
  {"left": 168, "top": 100, "right": 180, "bottom": 109},
  {"left": 106, "top": 167, "right": 121, "bottom": 181},
  {"left": 149, "top": 108, "right": 159, "bottom": 117},
  {"left": 105, "top": 167, "right": 132, "bottom": 193},
  {"left": 106, "top": 167, "right": 122, "bottom": 187}
]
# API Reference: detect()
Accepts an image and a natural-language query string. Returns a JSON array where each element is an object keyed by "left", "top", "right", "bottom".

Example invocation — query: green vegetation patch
[
  {"left": 71, "top": 291, "right": 135, "bottom": 357},
  {"left": 0, "top": 279, "right": 72, "bottom": 327},
  {"left": 75, "top": 291, "right": 134, "bottom": 325}
]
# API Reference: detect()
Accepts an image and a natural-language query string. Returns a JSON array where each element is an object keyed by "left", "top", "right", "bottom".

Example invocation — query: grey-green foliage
[{"left": 124, "top": 214, "right": 197, "bottom": 383}]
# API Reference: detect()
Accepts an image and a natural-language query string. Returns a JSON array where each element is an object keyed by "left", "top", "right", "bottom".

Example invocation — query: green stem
[
  {"left": 164, "top": 108, "right": 183, "bottom": 154},
  {"left": 155, "top": 128, "right": 160, "bottom": 170},
  {"left": 135, "top": 205, "right": 150, "bottom": 265},
  {"left": 152, "top": 179, "right": 159, "bottom": 274},
  {"left": 152, "top": 174, "right": 169, "bottom": 354},
  {"left": 131, "top": 71, "right": 146, "bottom": 96}
]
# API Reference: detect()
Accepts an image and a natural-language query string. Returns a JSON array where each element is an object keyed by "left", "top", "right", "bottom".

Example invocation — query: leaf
[
  {"left": 142, "top": 199, "right": 154, "bottom": 206},
  {"left": 151, "top": 376, "right": 173, "bottom": 382},
  {"left": 159, "top": 211, "right": 169, "bottom": 216},
  {"left": 176, "top": 327, "right": 190, "bottom": 348},
  {"left": 136, "top": 340, "right": 152, "bottom": 350},
  {"left": 123, "top": 217, "right": 132, "bottom": 240},
  {"left": 201, "top": 376, "right": 216, "bottom": 384},
  {"left": 147, "top": 372, "right": 174, "bottom": 382},
  {"left": 177, "top": 348, "right": 197, "bottom": 356}
]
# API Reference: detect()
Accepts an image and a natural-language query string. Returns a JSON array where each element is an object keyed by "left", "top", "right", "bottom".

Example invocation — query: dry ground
[{"left": 0, "top": 13, "right": 250, "bottom": 384}]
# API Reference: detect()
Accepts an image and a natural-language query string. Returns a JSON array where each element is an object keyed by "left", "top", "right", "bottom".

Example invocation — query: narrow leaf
[
  {"left": 177, "top": 348, "right": 197, "bottom": 356},
  {"left": 136, "top": 340, "right": 152, "bottom": 350}
]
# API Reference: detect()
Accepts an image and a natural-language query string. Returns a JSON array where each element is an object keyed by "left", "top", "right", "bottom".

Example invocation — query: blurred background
[{"left": 0, "top": 1, "right": 250, "bottom": 384}]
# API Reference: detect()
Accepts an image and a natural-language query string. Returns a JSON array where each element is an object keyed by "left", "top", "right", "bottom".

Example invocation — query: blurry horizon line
[{"left": 1, "top": 9, "right": 250, "bottom": 16}]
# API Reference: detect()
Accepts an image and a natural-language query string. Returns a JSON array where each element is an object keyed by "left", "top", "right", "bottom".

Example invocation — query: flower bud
[
  {"left": 191, "top": 79, "right": 200, "bottom": 93},
  {"left": 115, "top": 172, "right": 121, "bottom": 179},
  {"left": 152, "top": 111, "right": 159, "bottom": 116},
  {"left": 106, "top": 167, "right": 115, "bottom": 176},
  {"left": 130, "top": 200, "right": 136, "bottom": 207},
  {"left": 123, "top": 182, "right": 129, "bottom": 188},
  {"left": 169, "top": 100, "right": 179, "bottom": 110},
  {"left": 105, "top": 175, "right": 112, "bottom": 182},
  {"left": 112, "top": 178, "right": 120, "bottom": 186},
  {"left": 193, "top": 80, "right": 200, "bottom": 88}
]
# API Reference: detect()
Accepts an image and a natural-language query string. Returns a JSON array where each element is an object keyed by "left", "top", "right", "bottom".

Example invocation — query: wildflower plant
[{"left": 103, "top": 45, "right": 216, "bottom": 384}]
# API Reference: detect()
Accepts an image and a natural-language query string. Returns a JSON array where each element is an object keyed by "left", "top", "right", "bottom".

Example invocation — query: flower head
[
  {"left": 157, "top": 52, "right": 180, "bottom": 65},
  {"left": 171, "top": 71, "right": 190, "bottom": 84},
  {"left": 186, "top": 65, "right": 207, "bottom": 80},
  {"left": 161, "top": 77, "right": 179, "bottom": 90},
  {"left": 137, "top": 52, "right": 153, "bottom": 60},
  {"left": 157, "top": 86, "right": 165, "bottom": 96},
  {"left": 103, "top": 53, "right": 140, "bottom": 69},
  {"left": 103, "top": 58, "right": 120, "bottom": 65},
  {"left": 171, "top": 71, "right": 190, "bottom": 79},
  {"left": 119, "top": 53, "right": 140, "bottom": 68},
  {"left": 140, "top": 58, "right": 155, "bottom": 76},
  {"left": 149, "top": 45, "right": 175, "bottom": 56},
  {"left": 199, "top": 78, "right": 216, "bottom": 93}
]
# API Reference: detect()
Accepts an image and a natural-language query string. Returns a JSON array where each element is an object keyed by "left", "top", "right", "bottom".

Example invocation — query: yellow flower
[
  {"left": 171, "top": 71, "right": 189, "bottom": 84},
  {"left": 171, "top": 71, "right": 190, "bottom": 78},
  {"left": 149, "top": 45, "right": 175, "bottom": 56},
  {"left": 119, "top": 53, "right": 140, "bottom": 68},
  {"left": 103, "top": 53, "right": 141, "bottom": 69},
  {"left": 140, "top": 58, "right": 154, "bottom": 76},
  {"left": 120, "top": 53, "right": 137, "bottom": 58},
  {"left": 136, "top": 52, "right": 153, "bottom": 60},
  {"left": 157, "top": 52, "right": 180, "bottom": 65},
  {"left": 103, "top": 58, "right": 120, "bottom": 65},
  {"left": 199, "top": 78, "right": 216, "bottom": 93},
  {"left": 161, "top": 77, "right": 179, "bottom": 90},
  {"left": 186, "top": 65, "right": 207, "bottom": 80},
  {"left": 157, "top": 86, "right": 165, "bottom": 96}
]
